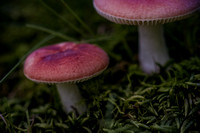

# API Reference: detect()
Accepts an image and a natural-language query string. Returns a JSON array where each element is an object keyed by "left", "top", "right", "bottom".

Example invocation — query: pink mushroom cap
[
  {"left": 24, "top": 42, "right": 109, "bottom": 83},
  {"left": 93, "top": 0, "right": 200, "bottom": 25}
]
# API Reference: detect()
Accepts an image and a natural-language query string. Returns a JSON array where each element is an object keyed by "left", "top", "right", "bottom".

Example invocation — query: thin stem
[
  {"left": 26, "top": 110, "right": 32, "bottom": 133},
  {"left": 138, "top": 25, "right": 169, "bottom": 74},
  {"left": 60, "top": 0, "right": 94, "bottom": 35},
  {"left": 26, "top": 24, "right": 75, "bottom": 41},
  {"left": 40, "top": 0, "right": 86, "bottom": 36},
  {"left": 79, "top": 35, "right": 112, "bottom": 43},
  {"left": 122, "top": 38, "right": 134, "bottom": 60},
  {"left": 0, "top": 114, "right": 7, "bottom": 126},
  {"left": 56, "top": 83, "right": 87, "bottom": 115}
]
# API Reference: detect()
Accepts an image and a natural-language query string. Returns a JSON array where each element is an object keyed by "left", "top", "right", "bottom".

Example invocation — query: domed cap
[
  {"left": 24, "top": 42, "right": 109, "bottom": 83},
  {"left": 93, "top": 0, "right": 200, "bottom": 25}
]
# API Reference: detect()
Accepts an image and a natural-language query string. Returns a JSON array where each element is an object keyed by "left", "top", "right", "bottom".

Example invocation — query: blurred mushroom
[
  {"left": 24, "top": 42, "right": 109, "bottom": 115},
  {"left": 93, "top": 0, "right": 200, "bottom": 74}
]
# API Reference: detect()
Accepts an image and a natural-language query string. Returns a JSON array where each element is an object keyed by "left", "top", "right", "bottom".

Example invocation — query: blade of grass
[
  {"left": 26, "top": 110, "right": 32, "bottom": 133},
  {"left": 122, "top": 38, "right": 134, "bottom": 61},
  {"left": 180, "top": 118, "right": 194, "bottom": 133},
  {"left": 0, "top": 35, "right": 54, "bottom": 84},
  {"left": 26, "top": 24, "right": 75, "bottom": 41},
  {"left": 80, "top": 35, "right": 113, "bottom": 43},
  {"left": 40, "top": 0, "right": 86, "bottom": 36},
  {"left": 0, "top": 114, "right": 7, "bottom": 126},
  {"left": 60, "top": 0, "right": 94, "bottom": 35}
]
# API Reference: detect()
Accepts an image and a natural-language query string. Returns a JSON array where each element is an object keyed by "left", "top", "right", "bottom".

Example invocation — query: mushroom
[
  {"left": 93, "top": 0, "right": 200, "bottom": 74},
  {"left": 23, "top": 42, "right": 109, "bottom": 115}
]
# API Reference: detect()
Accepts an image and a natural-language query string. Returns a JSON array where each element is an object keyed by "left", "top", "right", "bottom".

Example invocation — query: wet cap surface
[
  {"left": 94, "top": 0, "right": 200, "bottom": 25},
  {"left": 24, "top": 42, "right": 109, "bottom": 83}
]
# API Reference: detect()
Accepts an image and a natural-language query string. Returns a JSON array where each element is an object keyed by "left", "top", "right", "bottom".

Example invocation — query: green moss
[{"left": 0, "top": 0, "right": 200, "bottom": 132}]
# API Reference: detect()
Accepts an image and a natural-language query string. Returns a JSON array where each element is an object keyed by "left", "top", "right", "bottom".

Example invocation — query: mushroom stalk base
[
  {"left": 56, "top": 83, "right": 87, "bottom": 115},
  {"left": 138, "top": 25, "right": 169, "bottom": 74}
]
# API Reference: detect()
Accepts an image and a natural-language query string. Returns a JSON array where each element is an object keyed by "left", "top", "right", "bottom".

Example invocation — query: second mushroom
[
  {"left": 24, "top": 42, "right": 109, "bottom": 115},
  {"left": 93, "top": 0, "right": 200, "bottom": 74}
]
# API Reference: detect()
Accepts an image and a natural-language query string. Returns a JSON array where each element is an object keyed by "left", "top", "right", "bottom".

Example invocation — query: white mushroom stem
[
  {"left": 56, "top": 83, "right": 87, "bottom": 115},
  {"left": 138, "top": 25, "right": 170, "bottom": 74}
]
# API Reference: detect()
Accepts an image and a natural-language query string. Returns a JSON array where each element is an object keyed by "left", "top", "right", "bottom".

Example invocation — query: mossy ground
[{"left": 0, "top": 0, "right": 200, "bottom": 132}]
